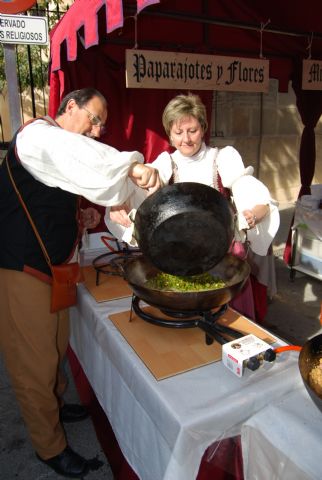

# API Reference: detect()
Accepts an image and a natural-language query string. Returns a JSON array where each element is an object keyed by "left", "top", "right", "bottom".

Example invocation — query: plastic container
[
  {"left": 311, "top": 184, "right": 322, "bottom": 196},
  {"left": 300, "top": 195, "right": 319, "bottom": 209}
]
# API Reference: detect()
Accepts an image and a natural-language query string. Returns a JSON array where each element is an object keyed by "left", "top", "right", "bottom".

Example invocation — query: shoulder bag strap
[{"left": 5, "top": 155, "right": 52, "bottom": 268}]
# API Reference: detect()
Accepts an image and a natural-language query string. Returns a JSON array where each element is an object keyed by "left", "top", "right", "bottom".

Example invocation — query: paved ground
[
  {"left": 0, "top": 357, "right": 114, "bottom": 480},
  {"left": 0, "top": 202, "right": 321, "bottom": 479},
  {"left": 264, "top": 203, "right": 321, "bottom": 345}
]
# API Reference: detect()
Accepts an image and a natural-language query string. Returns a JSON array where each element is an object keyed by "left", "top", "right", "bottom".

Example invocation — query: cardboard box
[{"left": 222, "top": 334, "right": 273, "bottom": 377}]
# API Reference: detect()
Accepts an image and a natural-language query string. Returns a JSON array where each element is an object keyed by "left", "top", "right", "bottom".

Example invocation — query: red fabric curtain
[
  {"left": 292, "top": 62, "right": 322, "bottom": 198},
  {"left": 49, "top": 43, "right": 213, "bottom": 160},
  {"left": 283, "top": 62, "right": 322, "bottom": 264},
  {"left": 49, "top": 42, "right": 213, "bottom": 233},
  {"left": 48, "top": 3, "right": 321, "bottom": 242}
]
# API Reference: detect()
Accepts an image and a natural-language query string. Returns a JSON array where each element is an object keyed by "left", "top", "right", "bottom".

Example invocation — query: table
[
  {"left": 241, "top": 386, "right": 322, "bottom": 480},
  {"left": 69, "top": 278, "right": 303, "bottom": 480}
]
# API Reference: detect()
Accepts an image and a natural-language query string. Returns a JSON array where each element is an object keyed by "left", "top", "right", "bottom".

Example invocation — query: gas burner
[
  {"left": 92, "top": 246, "right": 140, "bottom": 286},
  {"left": 131, "top": 296, "right": 244, "bottom": 345}
]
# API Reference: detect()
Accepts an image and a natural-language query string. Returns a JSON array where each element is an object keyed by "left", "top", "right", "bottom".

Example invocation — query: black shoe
[
  {"left": 37, "top": 446, "right": 89, "bottom": 478},
  {"left": 60, "top": 403, "right": 89, "bottom": 423}
]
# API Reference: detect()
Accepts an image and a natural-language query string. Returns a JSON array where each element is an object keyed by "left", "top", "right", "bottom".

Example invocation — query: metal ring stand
[
  {"left": 131, "top": 296, "right": 244, "bottom": 345},
  {"left": 92, "top": 243, "right": 140, "bottom": 286}
]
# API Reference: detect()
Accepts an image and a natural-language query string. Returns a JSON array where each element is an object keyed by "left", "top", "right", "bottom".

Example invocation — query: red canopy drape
[
  {"left": 49, "top": 43, "right": 212, "bottom": 161},
  {"left": 50, "top": 0, "right": 160, "bottom": 73},
  {"left": 49, "top": 37, "right": 213, "bottom": 232},
  {"left": 48, "top": 0, "right": 322, "bottom": 236},
  {"left": 292, "top": 64, "right": 322, "bottom": 197},
  {"left": 283, "top": 62, "right": 322, "bottom": 264}
]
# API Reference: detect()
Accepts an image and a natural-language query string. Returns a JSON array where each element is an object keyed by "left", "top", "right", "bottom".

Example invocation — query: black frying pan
[
  {"left": 134, "top": 182, "right": 234, "bottom": 276},
  {"left": 123, "top": 253, "right": 250, "bottom": 312}
]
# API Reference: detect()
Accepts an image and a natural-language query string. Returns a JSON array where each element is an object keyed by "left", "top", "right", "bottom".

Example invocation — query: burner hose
[{"left": 274, "top": 345, "right": 302, "bottom": 353}]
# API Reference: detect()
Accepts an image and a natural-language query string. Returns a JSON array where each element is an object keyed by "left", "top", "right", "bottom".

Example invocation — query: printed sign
[
  {"left": 0, "top": 13, "right": 48, "bottom": 45},
  {"left": 0, "top": 0, "right": 36, "bottom": 14},
  {"left": 126, "top": 49, "right": 269, "bottom": 93},
  {"left": 302, "top": 59, "right": 322, "bottom": 90}
]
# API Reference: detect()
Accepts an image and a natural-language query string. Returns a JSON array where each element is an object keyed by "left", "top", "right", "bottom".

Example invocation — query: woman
[{"left": 107, "top": 93, "right": 279, "bottom": 322}]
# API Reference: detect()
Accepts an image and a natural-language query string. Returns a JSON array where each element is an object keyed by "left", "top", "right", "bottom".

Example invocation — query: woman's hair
[
  {"left": 56, "top": 88, "right": 107, "bottom": 116},
  {"left": 162, "top": 93, "right": 208, "bottom": 137}
]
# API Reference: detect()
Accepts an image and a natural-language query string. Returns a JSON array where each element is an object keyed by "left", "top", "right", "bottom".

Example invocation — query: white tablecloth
[
  {"left": 241, "top": 386, "right": 322, "bottom": 480},
  {"left": 69, "top": 279, "right": 303, "bottom": 480}
]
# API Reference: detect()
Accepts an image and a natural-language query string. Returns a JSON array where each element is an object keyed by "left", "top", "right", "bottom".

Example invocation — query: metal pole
[
  {"left": 256, "top": 92, "right": 263, "bottom": 178},
  {"left": 27, "top": 44, "right": 36, "bottom": 118},
  {"left": 3, "top": 44, "right": 22, "bottom": 136}
]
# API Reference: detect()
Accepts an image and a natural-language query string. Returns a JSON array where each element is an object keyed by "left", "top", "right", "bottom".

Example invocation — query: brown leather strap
[{"left": 5, "top": 156, "right": 52, "bottom": 267}]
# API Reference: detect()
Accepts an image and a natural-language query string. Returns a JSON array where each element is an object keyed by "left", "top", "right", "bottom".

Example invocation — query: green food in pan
[{"left": 145, "top": 272, "right": 226, "bottom": 292}]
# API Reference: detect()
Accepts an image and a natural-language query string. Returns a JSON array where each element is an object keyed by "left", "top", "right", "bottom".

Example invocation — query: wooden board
[
  {"left": 81, "top": 266, "right": 132, "bottom": 302},
  {"left": 109, "top": 306, "right": 276, "bottom": 380}
]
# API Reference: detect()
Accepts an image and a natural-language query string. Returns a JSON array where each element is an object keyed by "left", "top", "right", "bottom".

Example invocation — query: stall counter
[{"left": 69, "top": 280, "right": 303, "bottom": 480}]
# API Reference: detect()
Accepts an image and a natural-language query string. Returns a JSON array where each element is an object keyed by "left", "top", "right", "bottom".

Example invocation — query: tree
[{"left": 0, "top": 1, "right": 71, "bottom": 94}]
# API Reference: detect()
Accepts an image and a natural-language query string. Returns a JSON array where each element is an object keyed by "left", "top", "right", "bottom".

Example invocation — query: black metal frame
[
  {"left": 92, "top": 243, "right": 140, "bottom": 286},
  {"left": 131, "top": 296, "right": 244, "bottom": 345}
]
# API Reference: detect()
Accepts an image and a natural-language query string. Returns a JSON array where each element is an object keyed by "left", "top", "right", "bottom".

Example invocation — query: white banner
[
  {"left": 126, "top": 49, "right": 269, "bottom": 93},
  {"left": 302, "top": 59, "right": 322, "bottom": 90}
]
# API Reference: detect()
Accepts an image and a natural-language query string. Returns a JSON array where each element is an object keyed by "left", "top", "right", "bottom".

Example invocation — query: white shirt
[
  {"left": 16, "top": 118, "right": 144, "bottom": 207},
  {"left": 105, "top": 142, "right": 279, "bottom": 255},
  {"left": 152, "top": 143, "right": 219, "bottom": 187}
]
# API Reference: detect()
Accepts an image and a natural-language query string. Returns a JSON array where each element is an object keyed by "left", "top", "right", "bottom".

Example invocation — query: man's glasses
[{"left": 82, "top": 106, "right": 106, "bottom": 134}]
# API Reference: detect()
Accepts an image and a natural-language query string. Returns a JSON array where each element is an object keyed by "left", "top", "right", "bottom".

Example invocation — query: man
[{"left": 0, "top": 88, "right": 160, "bottom": 478}]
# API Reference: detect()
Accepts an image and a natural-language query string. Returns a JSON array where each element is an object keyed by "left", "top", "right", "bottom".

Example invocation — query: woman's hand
[
  {"left": 128, "top": 163, "right": 161, "bottom": 194},
  {"left": 243, "top": 205, "right": 269, "bottom": 229},
  {"left": 110, "top": 204, "right": 132, "bottom": 228},
  {"left": 81, "top": 207, "right": 101, "bottom": 229}
]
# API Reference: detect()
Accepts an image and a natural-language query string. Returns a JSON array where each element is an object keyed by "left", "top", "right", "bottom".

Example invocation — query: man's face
[{"left": 65, "top": 96, "right": 108, "bottom": 138}]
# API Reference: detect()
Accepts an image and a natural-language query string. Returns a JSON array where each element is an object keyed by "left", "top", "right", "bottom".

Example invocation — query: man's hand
[
  {"left": 81, "top": 207, "right": 101, "bottom": 229},
  {"left": 110, "top": 203, "right": 132, "bottom": 228},
  {"left": 128, "top": 163, "right": 161, "bottom": 194}
]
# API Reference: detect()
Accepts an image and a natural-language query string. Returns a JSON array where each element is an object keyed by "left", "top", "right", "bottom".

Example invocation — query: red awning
[
  {"left": 48, "top": 0, "right": 322, "bottom": 259},
  {"left": 50, "top": 0, "right": 159, "bottom": 72},
  {"left": 50, "top": 0, "right": 322, "bottom": 88}
]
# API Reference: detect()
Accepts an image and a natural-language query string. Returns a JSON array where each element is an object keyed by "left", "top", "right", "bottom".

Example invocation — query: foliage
[{"left": 0, "top": 1, "right": 70, "bottom": 94}]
